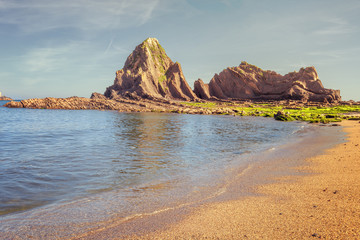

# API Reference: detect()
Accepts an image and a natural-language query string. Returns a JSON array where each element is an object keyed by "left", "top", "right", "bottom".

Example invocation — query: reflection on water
[{"left": 0, "top": 107, "right": 304, "bottom": 216}]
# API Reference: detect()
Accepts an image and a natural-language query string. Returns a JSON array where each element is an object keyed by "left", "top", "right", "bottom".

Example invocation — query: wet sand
[{"left": 93, "top": 120, "right": 360, "bottom": 239}]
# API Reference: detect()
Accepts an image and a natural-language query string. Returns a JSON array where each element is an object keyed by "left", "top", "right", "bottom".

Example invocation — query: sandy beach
[{"left": 85, "top": 120, "right": 360, "bottom": 240}]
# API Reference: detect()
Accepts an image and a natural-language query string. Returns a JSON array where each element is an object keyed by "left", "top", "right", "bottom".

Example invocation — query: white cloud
[
  {"left": 285, "top": 47, "right": 360, "bottom": 70},
  {"left": 306, "top": 48, "right": 360, "bottom": 61},
  {"left": 0, "top": 0, "right": 160, "bottom": 32},
  {"left": 22, "top": 43, "right": 80, "bottom": 72},
  {"left": 102, "top": 38, "right": 128, "bottom": 57},
  {"left": 312, "top": 15, "right": 357, "bottom": 35},
  {"left": 306, "top": 51, "right": 342, "bottom": 59},
  {"left": 104, "top": 39, "right": 114, "bottom": 55},
  {"left": 218, "top": 0, "right": 232, "bottom": 6}
]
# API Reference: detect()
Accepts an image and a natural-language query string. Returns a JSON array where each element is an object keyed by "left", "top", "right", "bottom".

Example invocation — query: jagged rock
[
  {"left": 194, "top": 61, "right": 341, "bottom": 103},
  {"left": 104, "top": 38, "right": 197, "bottom": 101},
  {"left": 90, "top": 92, "right": 107, "bottom": 100},
  {"left": 194, "top": 79, "right": 211, "bottom": 100}
]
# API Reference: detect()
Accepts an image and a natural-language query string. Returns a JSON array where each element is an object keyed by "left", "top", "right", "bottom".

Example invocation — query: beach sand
[
  {"left": 120, "top": 121, "right": 360, "bottom": 239},
  {"left": 78, "top": 121, "right": 360, "bottom": 239}
]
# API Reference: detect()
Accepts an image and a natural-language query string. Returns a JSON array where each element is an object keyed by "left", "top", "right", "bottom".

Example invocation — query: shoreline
[
  {"left": 0, "top": 117, "right": 344, "bottom": 240},
  {"left": 120, "top": 120, "right": 359, "bottom": 239},
  {"left": 4, "top": 97, "right": 360, "bottom": 125},
  {"left": 69, "top": 121, "right": 347, "bottom": 239},
  {"left": 0, "top": 119, "right": 356, "bottom": 239}
]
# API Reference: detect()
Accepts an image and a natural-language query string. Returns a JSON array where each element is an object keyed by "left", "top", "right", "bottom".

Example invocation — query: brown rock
[
  {"left": 5, "top": 97, "right": 124, "bottom": 110},
  {"left": 104, "top": 38, "right": 197, "bottom": 101},
  {"left": 0, "top": 96, "right": 13, "bottom": 101},
  {"left": 195, "top": 61, "right": 341, "bottom": 103},
  {"left": 4, "top": 101, "right": 23, "bottom": 108},
  {"left": 90, "top": 92, "right": 107, "bottom": 100},
  {"left": 194, "top": 79, "right": 211, "bottom": 100}
]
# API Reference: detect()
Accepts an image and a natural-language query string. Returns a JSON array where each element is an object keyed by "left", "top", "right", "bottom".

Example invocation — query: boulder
[
  {"left": 194, "top": 79, "right": 211, "bottom": 100},
  {"left": 274, "top": 111, "right": 294, "bottom": 121},
  {"left": 4, "top": 101, "right": 23, "bottom": 108},
  {"left": 90, "top": 92, "right": 107, "bottom": 100}
]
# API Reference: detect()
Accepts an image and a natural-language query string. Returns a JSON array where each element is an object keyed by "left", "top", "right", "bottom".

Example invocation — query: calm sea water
[{"left": 0, "top": 100, "right": 344, "bottom": 238}]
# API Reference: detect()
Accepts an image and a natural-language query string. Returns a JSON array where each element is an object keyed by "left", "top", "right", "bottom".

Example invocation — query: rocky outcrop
[
  {"left": 0, "top": 96, "right": 13, "bottom": 101},
  {"left": 104, "top": 38, "right": 197, "bottom": 101},
  {"left": 4, "top": 97, "right": 123, "bottom": 110},
  {"left": 90, "top": 92, "right": 108, "bottom": 100},
  {"left": 194, "top": 62, "right": 341, "bottom": 103},
  {"left": 3, "top": 96, "right": 240, "bottom": 115},
  {"left": 194, "top": 79, "right": 211, "bottom": 100}
]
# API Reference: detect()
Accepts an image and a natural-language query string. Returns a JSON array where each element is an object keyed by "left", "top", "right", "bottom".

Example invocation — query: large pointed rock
[
  {"left": 104, "top": 38, "right": 197, "bottom": 101},
  {"left": 194, "top": 62, "right": 341, "bottom": 102}
]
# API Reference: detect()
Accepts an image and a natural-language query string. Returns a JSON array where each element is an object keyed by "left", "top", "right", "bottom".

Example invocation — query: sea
[{"left": 0, "top": 100, "right": 345, "bottom": 239}]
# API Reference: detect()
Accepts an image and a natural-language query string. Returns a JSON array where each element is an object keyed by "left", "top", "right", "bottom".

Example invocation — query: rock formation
[
  {"left": 3, "top": 96, "right": 238, "bottom": 115},
  {"left": 4, "top": 38, "right": 343, "bottom": 113},
  {"left": 104, "top": 38, "right": 197, "bottom": 101},
  {"left": 0, "top": 96, "right": 13, "bottom": 101},
  {"left": 3, "top": 96, "right": 168, "bottom": 111},
  {"left": 194, "top": 79, "right": 211, "bottom": 100},
  {"left": 0, "top": 92, "right": 13, "bottom": 100},
  {"left": 194, "top": 62, "right": 341, "bottom": 103}
]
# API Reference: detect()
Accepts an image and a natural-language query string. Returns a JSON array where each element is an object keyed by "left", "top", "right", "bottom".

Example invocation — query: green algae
[
  {"left": 180, "top": 101, "right": 360, "bottom": 124},
  {"left": 158, "top": 75, "right": 167, "bottom": 83},
  {"left": 181, "top": 102, "right": 218, "bottom": 108}
]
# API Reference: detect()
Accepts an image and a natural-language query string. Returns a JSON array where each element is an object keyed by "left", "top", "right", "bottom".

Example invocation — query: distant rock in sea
[
  {"left": 103, "top": 38, "right": 197, "bottom": 101},
  {"left": 194, "top": 62, "right": 341, "bottom": 103},
  {"left": 0, "top": 96, "right": 13, "bottom": 101}
]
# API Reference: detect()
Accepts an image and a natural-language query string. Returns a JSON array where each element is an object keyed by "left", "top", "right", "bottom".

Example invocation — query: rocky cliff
[
  {"left": 104, "top": 38, "right": 197, "bottom": 101},
  {"left": 194, "top": 62, "right": 341, "bottom": 102}
]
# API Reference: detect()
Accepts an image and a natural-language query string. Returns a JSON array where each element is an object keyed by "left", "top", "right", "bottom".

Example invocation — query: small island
[{"left": 0, "top": 92, "right": 12, "bottom": 101}]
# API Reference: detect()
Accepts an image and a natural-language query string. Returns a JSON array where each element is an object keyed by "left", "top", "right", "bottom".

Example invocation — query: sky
[{"left": 0, "top": 0, "right": 359, "bottom": 100}]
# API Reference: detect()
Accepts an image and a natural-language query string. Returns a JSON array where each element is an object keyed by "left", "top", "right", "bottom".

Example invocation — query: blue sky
[{"left": 0, "top": 0, "right": 359, "bottom": 100}]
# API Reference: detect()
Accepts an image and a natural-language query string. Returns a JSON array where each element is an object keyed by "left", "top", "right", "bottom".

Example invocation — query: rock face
[
  {"left": 194, "top": 79, "right": 211, "bottom": 100},
  {"left": 194, "top": 62, "right": 341, "bottom": 102},
  {"left": 104, "top": 38, "right": 197, "bottom": 101}
]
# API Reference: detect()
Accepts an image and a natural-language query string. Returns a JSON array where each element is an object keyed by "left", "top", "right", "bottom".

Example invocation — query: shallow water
[{"left": 0, "top": 101, "right": 344, "bottom": 238}]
